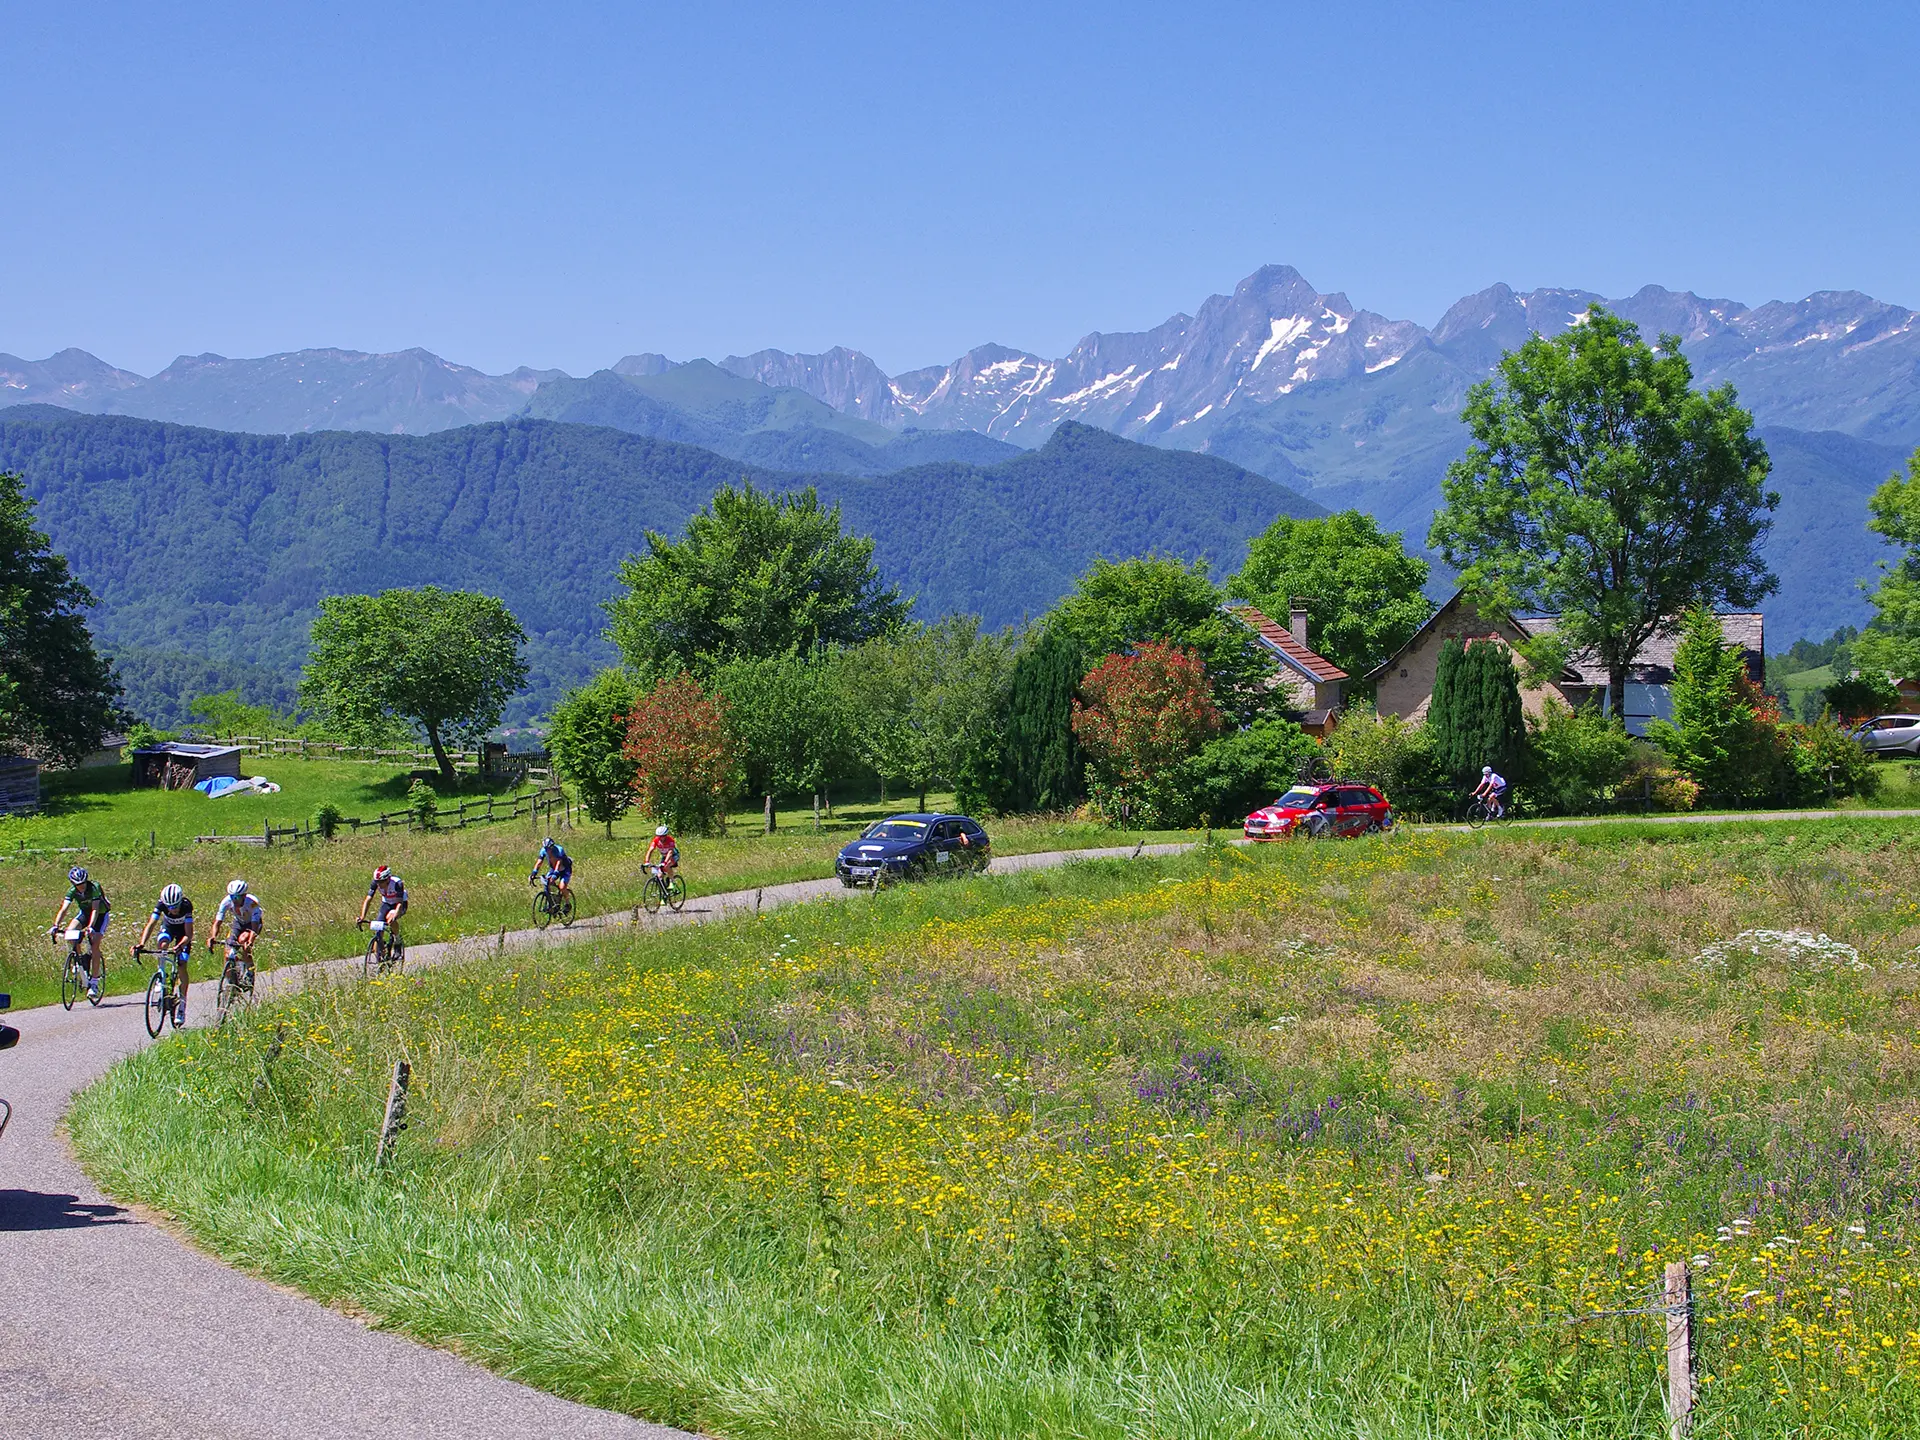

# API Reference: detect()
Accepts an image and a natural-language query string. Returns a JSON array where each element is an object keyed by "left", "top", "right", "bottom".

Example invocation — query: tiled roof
[
  {"left": 1226, "top": 603, "right": 1348, "bottom": 683},
  {"left": 1516, "top": 612, "right": 1764, "bottom": 684}
]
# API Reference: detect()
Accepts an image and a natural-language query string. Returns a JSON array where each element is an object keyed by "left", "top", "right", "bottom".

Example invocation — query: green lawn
[
  {"left": 0, "top": 762, "right": 1190, "bottom": 1010},
  {"left": 70, "top": 819, "right": 1920, "bottom": 1437}
]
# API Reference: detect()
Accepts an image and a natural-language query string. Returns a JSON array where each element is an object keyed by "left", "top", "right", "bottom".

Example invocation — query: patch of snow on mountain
[{"left": 1251, "top": 316, "right": 1314, "bottom": 372}]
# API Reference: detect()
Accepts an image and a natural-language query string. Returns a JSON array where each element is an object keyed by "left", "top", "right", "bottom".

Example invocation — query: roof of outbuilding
[
  {"left": 1226, "top": 602, "right": 1348, "bottom": 683},
  {"left": 1515, "top": 611, "right": 1765, "bottom": 684}
]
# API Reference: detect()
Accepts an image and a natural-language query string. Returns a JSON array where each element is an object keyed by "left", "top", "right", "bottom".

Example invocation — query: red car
[{"left": 1244, "top": 781, "right": 1393, "bottom": 840}]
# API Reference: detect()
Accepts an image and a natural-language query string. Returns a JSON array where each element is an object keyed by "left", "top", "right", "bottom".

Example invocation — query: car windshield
[
  {"left": 1272, "top": 788, "right": 1321, "bottom": 809},
  {"left": 861, "top": 820, "right": 929, "bottom": 841}
]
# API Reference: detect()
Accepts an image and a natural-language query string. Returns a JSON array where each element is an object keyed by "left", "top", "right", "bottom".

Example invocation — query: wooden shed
[
  {"left": 0, "top": 756, "right": 41, "bottom": 816},
  {"left": 131, "top": 742, "right": 244, "bottom": 791}
]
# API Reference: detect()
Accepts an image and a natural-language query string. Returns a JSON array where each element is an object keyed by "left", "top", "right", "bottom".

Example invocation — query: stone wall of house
[{"left": 1374, "top": 597, "right": 1568, "bottom": 721}]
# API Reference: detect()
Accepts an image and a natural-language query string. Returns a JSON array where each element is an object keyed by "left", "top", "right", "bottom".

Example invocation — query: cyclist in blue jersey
[{"left": 529, "top": 836, "right": 572, "bottom": 905}]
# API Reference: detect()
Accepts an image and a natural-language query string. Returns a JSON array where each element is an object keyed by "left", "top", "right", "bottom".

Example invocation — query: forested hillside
[{"left": 0, "top": 409, "right": 1318, "bottom": 722}]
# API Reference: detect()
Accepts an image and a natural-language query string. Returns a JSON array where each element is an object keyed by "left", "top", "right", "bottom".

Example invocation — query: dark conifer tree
[
  {"left": 1426, "top": 637, "right": 1526, "bottom": 789},
  {"left": 981, "top": 624, "right": 1086, "bottom": 813}
]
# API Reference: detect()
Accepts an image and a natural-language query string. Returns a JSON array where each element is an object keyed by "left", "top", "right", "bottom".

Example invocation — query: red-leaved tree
[
  {"left": 1071, "top": 642, "right": 1223, "bottom": 824},
  {"left": 623, "top": 672, "right": 740, "bottom": 833}
]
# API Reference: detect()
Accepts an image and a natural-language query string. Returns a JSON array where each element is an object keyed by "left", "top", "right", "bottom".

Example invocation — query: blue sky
[{"left": 4, "top": 1, "right": 1915, "bottom": 377}]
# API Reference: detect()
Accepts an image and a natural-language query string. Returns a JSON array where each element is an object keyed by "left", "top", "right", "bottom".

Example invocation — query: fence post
[
  {"left": 376, "top": 1060, "right": 411, "bottom": 1166},
  {"left": 1664, "top": 1260, "right": 1695, "bottom": 1440},
  {"left": 263, "top": 819, "right": 272, "bottom": 848}
]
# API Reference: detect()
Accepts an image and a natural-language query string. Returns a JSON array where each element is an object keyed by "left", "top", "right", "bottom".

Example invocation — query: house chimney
[{"left": 1289, "top": 599, "right": 1309, "bottom": 648}]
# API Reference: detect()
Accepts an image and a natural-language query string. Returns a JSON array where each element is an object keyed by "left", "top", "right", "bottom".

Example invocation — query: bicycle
[
  {"left": 1464, "top": 796, "right": 1510, "bottom": 829},
  {"left": 1296, "top": 752, "right": 1333, "bottom": 784},
  {"left": 530, "top": 874, "right": 576, "bottom": 929},
  {"left": 359, "top": 915, "right": 406, "bottom": 978},
  {"left": 0, "top": 991, "right": 15, "bottom": 1142},
  {"left": 213, "top": 940, "right": 256, "bottom": 1025},
  {"left": 135, "top": 942, "right": 188, "bottom": 1038},
  {"left": 640, "top": 863, "right": 686, "bottom": 915},
  {"left": 54, "top": 924, "right": 105, "bottom": 1011}
]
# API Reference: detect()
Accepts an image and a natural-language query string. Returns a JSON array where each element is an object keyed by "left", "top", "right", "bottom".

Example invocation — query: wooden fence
[
  {"left": 192, "top": 735, "right": 552, "bottom": 783},
  {"left": 196, "top": 784, "right": 569, "bottom": 847}
]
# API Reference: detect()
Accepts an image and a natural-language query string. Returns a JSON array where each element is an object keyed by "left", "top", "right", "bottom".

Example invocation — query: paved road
[{"left": 0, "top": 842, "right": 1188, "bottom": 1440}]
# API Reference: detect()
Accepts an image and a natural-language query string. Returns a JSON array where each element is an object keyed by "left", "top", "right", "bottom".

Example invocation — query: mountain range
[
  {"left": 0, "top": 409, "right": 1318, "bottom": 725},
  {"left": 6, "top": 263, "right": 1918, "bottom": 649}
]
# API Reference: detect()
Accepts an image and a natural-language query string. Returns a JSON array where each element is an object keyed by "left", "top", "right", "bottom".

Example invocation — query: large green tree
[
  {"left": 0, "top": 471, "right": 120, "bottom": 764},
  {"left": 1425, "top": 638, "right": 1526, "bottom": 789},
  {"left": 1051, "top": 556, "right": 1271, "bottom": 723},
  {"left": 299, "top": 586, "right": 528, "bottom": 782},
  {"left": 977, "top": 622, "right": 1088, "bottom": 814},
  {"left": 1227, "top": 510, "right": 1431, "bottom": 676},
  {"left": 708, "top": 652, "right": 855, "bottom": 830},
  {"left": 1851, "top": 448, "right": 1920, "bottom": 681},
  {"left": 1429, "top": 307, "right": 1777, "bottom": 718},
  {"left": 605, "top": 481, "right": 910, "bottom": 675}
]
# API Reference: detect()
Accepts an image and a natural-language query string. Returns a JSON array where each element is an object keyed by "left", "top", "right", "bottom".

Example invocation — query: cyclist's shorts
[
  {"left": 552, "top": 860, "right": 573, "bottom": 884},
  {"left": 82, "top": 907, "right": 110, "bottom": 935},
  {"left": 158, "top": 926, "right": 190, "bottom": 951},
  {"left": 377, "top": 900, "right": 406, "bottom": 924}
]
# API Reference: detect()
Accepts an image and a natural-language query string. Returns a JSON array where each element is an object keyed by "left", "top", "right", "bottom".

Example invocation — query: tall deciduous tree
[
  {"left": 1851, "top": 448, "right": 1920, "bottom": 681},
  {"left": 1226, "top": 510, "right": 1431, "bottom": 676},
  {"left": 1052, "top": 557, "right": 1271, "bottom": 723},
  {"left": 547, "top": 669, "right": 643, "bottom": 836},
  {"left": 709, "top": 652, "right": 853, "bottom": 830},
  {"left": 605, "top": 481, "right": 909, "bottom": 676},
  {"left": 1429, "top": 308, "right": 1777, "bottom": 718},
  {"left": 299, "top": 586, "right": 528, "bottom": 782},
  {"left": 0, "top": 471, "right": 121, "bottom": 764}
]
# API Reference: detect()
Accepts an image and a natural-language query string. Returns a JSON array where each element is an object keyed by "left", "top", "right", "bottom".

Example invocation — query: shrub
[
  {"left": 1524, "top": 701, "right": 1634, "bottom": 815},
  {"left": 1820, "top": 672, "right": 1899, "bottom": 725},
  {"left": 548, "top": 669, "right": 642, "bottom": 837},
  {"left": 1647, "top": 607, "right": 1778, "bottom": 801},
  {"left": 1176, "top": 719, "right": 1318, "bottom": 825},
  {"left": 125, "top": 721, "right": 177, "bottom": 752},
  {"left": 1071, "top": 643, "right": 1223, "bottom": 826},
  {"left": 406, "top": 778, "right": 438, "bottom": 830},
  {"left": 624, "top": 672, "right": 738, "bottom": 834},
  {"left": 312, "top": 802, "right": 344, "bottom": 840},
  {"left": 1624, "top": 745, "right": 1701, "bottom": 811},
  {"left": 1779, "top": 713, "right": 1881, "bottom": 802}
]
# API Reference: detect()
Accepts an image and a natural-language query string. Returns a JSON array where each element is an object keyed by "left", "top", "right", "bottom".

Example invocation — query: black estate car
[{"left": 835, "top": 813, "right": 992, "bottom": 886}]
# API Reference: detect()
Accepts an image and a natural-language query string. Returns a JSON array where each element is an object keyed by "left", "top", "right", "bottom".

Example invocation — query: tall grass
[{"left": 70, "top": 822, "right": 1920, "bottom": 1437}]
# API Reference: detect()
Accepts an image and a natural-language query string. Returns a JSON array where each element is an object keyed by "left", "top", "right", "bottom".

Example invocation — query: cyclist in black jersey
[{"left": 132, "top": 884, "right": 195, "bottom": 1025}]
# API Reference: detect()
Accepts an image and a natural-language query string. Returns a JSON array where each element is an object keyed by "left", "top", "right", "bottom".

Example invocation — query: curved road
[
  {"left": 0, "top": 843, "right": 1185, "bottom": 1439},
  {"left": 6, "top": 809, "right": 1913, "bottom": 1436}
]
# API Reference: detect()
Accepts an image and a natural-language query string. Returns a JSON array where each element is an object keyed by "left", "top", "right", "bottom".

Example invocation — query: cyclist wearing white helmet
[
  {"left": 48, "top": 865, "right": 110, "bottom": 1001},
  {"left": 644, "top": 823, "right": 679, "bottom": 883},
  {"left": 210, "top": 878, "right": 265, "bottom": 966},
  {"left": 133, "top": 883, "right": 195, "bottom": 1025},
  {"left": 357, "top": 864, "right": 408, "bottom": 929},
  {"left": 529, "top": 836, "right": 573, "bottom": 903},
  {"left": 1471, "top": 764, "right": 1510, "bottom": 819}
]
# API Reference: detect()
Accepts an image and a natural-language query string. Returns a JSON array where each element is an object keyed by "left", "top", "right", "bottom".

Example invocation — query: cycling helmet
[
  {"left": 69, "top": 865, "right": 88, "bottom": 885},
  {"left": 655, "top": 825, "right": 670, "bottom": 837},
  {"left": 373, "top": 865, "right": 391, "bottom": 884},
  {"left": 227, "top": 878, "right": 249, "bottom": 899},
  {"left": 160, "top": 883, "right": 184, "bottom": 907},
  {"left": 1482, "top": 766, "right": 1493, "bottom": 776},
  {"left": 540, "top": 836, "right": 557, "bottom": 853}
]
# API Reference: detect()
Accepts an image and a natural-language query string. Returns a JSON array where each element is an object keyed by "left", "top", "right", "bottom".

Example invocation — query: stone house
[
  {"left": 1367, "top": 591, "right": 1763, "bottom": 736},
  {"left": 1226, "top": 600, "right": 1347, "bottom": 735}
]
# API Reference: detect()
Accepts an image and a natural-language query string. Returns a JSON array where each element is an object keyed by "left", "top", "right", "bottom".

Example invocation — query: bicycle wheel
[
  {"left": 532, "top": 891, "right": 553, "bottom": 929},
  {"left": 144, "top": 973, "right": 167, "bottom": 1038},
  {"left": 364, "top": 934, "right": 380, "bottom": 979},
  {"left": 216, "top": 968, "right": 237, "bottom": 1026},
  {"left": 642, "top": 877, "right": 664, "bottom": 915},
  {"left": 556, "top": 892, "right": 575, "bottom": 927},
  {"left": 1466, "top": 801, "right": 1488, "bottom": 829},
  {"left": 665, "top": 876, "right": 686, "bottom": 912},
  {"left": 1297, "top": 753, "right": 1332, "bottom": 783},
  {"left": 387, "top": 932, "right": 406, "bottom": 974},
  {"left": 61, "top": 956, "right": 80, "bottom": 1011}
]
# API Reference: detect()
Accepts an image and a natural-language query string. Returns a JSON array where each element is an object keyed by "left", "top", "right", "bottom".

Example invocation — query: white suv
[{"left": 1850, "top": 714, "right": 1920, "bottom": 756}]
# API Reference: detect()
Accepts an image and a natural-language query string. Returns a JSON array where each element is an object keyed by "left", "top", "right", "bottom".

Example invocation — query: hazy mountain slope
[
  {"left": 0, "top": 409, "right": 1316, "bottom": 721},
  {"left": 1, "top": 348, "right": 145, "bottom": 409}
]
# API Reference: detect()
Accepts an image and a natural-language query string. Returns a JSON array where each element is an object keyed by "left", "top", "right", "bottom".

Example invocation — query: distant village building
[
  {"left": 1227, "top": 600, "right": 1347, "bottom": 735},
  {"left": 1367, "top": 591, "right": 1763, "bottom": 737}
]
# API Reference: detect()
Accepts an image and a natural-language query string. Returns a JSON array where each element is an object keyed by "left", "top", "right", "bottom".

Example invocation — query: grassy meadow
[
  {"left": 69, "top": 819, "right": 1920, "bottom": 1437},
  {"left": 0, "top": 757, "right": 1187, "bottom": 1009}
]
